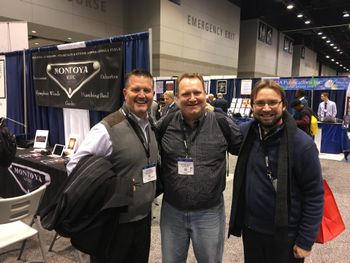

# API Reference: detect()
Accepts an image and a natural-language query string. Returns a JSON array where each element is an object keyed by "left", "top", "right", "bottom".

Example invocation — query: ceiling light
[
  {"left": 326, "top": 55, "right": 330, "bottom": 58},
  {"left": 297, "top": 13, "right": 303, "bottom": 18},
  {"left": 326, "top": 40, "right": 331, "bottom": 43},
  {"left": 305, "top": 19, "right": 311, "bottom": 24},
  {"left": 317, "top": 32, "right": 323, "bottom": 35},
  {"left": 330, "top": 43, "right": 334, "bottom": 46},
  {"left": 35, "top": 42, "right": 39, "bottom": 45},
  {"left": 333, "top": 46, "right": 337, "bottom": 49},
  {"left": 340, "top": 51, "right": 343, "bottom": 54},
  {"left": 31, "top": 30, "right": 37, "bottom": 34},
  {"left": 67, "top": 37, "right": 72, "bottom": 40},
  {"left": 336, "top": 62, "right": 339, "bottom": 64},
  {"left": 287, "top": 3, "right": 294, "bottom": 10},
  {"left": 331, "top": 59, "right": 335, "bottom": 61},
  {"left": 322, "top": 36, "right": 326, "bottom": 39},
  {"left": 337, "top": 49, "right": 341, "bottom": 52},
  {"left": 340, "top": 64, "right": 343, "bottom": 67},
  {"left": 343, "top": 11, "right": 350, "bottom": 17}
]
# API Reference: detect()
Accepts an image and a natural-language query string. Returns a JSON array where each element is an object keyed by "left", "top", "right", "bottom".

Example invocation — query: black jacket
[{"left": 40, "top": 155, "right": 133, "bottom": 257}]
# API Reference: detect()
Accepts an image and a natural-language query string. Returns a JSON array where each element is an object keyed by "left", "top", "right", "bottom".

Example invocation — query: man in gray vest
[{"left": 66, "top": 69, "right": 158, "bottom": 263}]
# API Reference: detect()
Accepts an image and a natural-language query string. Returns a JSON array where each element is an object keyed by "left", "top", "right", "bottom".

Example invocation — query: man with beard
[
  {"left": 158, "top": 73, "right": 242, "bottom": 263},
  {"left": 66, "top": 69, "right": 158, "bottom": 263},
  {"left": 228, "top": 80, "right": 324, "bottom": 263}
]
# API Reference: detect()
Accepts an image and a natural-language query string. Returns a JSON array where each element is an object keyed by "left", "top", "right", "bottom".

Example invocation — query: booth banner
[
  {"left": 8, "top": 162, "right": 51, "bottom": 194},
  {"left": 273, "top": 77, "right": 350, "bottom": 90},
  {"left": 32, "top": 42, "right": 123, "bottom": 111}
]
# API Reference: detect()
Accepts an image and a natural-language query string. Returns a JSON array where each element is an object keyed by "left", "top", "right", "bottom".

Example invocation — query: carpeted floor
[{"left": 1, "top": 155, "right": 349, "bottom": 263}]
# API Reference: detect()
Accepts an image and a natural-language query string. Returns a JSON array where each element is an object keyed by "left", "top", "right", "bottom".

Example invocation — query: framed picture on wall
[
  {"left": 283, "top": 37, "right": 289, "bottom": 52},
  {"left": 216, "top": 80, "right": 227, "bottom": 95},
  {"left": 258, "top": 22, "right": 266, "bottom": 42},
  {"left": 266, "top": 26, "right": 272, "bottom": 45}
]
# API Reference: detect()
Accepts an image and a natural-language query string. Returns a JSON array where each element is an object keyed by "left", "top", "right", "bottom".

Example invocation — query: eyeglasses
[{"left": 253, "top": 100, "right": 282, "bottom": 108}]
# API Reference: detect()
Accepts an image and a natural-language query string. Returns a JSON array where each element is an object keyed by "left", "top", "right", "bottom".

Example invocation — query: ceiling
[
  {"left": 27, "top": 22, "right": 95, "bottom": 49},
  {"left": 230, "top": 0, "right": 350, "bottom": 73},
  {"left": 4, "top": 1, "right": 350, "bottom": 74}
]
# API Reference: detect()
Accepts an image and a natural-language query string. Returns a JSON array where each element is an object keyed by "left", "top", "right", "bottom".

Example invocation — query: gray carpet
[{"left": 1, "top": 155, "right": 349, "bottom": 263}]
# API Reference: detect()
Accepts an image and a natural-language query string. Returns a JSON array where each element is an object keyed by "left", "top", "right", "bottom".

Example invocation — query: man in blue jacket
[{"left": 229, "top": 80, "right": 324, "bottom": 263}]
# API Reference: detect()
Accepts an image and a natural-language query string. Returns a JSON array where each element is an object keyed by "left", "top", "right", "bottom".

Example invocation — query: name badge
[
  {"left": 177, "top": 158, "right": 194, "bottom": 175},
  {"left": 142, "top": 163, "right": 157, "bottom": 184}
]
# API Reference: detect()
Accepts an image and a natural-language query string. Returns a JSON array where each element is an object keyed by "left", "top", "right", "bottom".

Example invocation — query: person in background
[
  {"left": 317, "top": 92, "right": 337, "bottom": 120},
  {"left": 229, "top": 80, "right": 324, "bottom": 263},
  {"left": 161, "top": 90, "right": 177, "bottom": 117},
  {"left": 158, "top": 73, "right": 242, "bottom": 263},
  {"left": 293, "top": 89, "right": 309, "bottom": 119},
  {"left": 212, "top": 92, "right": 229, "bottom": 113},
  {"left": 207, "top": 93, "right": 215, "bottom": 105},
  {"left": 291, "top": 100, "right": 313, "bottom": 136},
  {"left": 295, "top": 89, "right": 308, "bottom": 107},
  {"left": 66, "top": 69, "right": 158, "bottom": 263},
  {"left": 149, "top": 99, "right": 159, "bottom": 120}
]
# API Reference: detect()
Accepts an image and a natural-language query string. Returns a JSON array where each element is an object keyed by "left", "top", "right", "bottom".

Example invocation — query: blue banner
[{"left": 271, "top": 77, "right": 350, "bottom": 90}]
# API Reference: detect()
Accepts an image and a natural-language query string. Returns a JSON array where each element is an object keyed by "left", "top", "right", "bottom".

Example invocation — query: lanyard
[
  {"left": 258, "top": 125, "right": 274, "bottom": 182},
  {"left": 179, "top": 113, "right": 206, "bottom": 158},
  {"left": 121, "top": 109, "right": 151, "bottom": 162}
]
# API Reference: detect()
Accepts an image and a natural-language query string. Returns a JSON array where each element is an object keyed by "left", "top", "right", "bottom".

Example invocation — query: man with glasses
[{"left": 229, "top": 80, "right": 324, "bottom": 263}]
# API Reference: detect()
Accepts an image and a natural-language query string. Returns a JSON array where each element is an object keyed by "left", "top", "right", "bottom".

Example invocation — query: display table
[
  {"left": 0, "top": 148, "right": 69, "bottom": 212},
  {"left": 318, "top": 122, "right": 344, "bottom": 154}
]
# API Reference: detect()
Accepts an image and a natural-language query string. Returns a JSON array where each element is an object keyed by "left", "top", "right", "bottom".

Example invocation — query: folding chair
[{"left": 0, "top": 185, "right": 48, "bottom": 263}]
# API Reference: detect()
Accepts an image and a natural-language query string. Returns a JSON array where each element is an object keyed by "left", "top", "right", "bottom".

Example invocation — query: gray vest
[{"left": 101, "top": 109, "right": 158, "bottom": 223}]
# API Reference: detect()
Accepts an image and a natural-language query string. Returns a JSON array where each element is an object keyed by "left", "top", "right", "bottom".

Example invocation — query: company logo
[
  {"left": 8, "top": 163, "right": 51, "bottom": 194},
  {"left": 47, "top": 61, "right": 101, "bottom": 99}
]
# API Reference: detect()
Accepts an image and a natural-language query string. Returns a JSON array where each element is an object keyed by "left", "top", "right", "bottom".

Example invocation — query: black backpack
[{"left": 0, "top": 119, "right": 17, "bottom": 168}]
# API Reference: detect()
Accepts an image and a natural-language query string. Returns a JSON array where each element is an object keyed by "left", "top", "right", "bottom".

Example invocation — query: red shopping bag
[{"left": 316, "top": 179, "right": 345, "bottom": 243}]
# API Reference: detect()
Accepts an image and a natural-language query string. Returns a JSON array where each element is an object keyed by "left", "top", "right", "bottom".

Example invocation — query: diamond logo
[{"left": 46, "top": 61, "right": 101, "bottom": 98}]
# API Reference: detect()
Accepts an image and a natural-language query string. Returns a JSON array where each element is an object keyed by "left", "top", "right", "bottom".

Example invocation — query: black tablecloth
[{"left": 0, "top": 148, "right": 69, "bottom": 212}]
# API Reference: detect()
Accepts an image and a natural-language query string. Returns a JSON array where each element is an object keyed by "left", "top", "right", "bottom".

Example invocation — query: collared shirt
[
  {"left": 66, "top": 111, "right": 150, "bottom": 175},
  {"left": 159, "top": 110, "right": 242, "bottom": 210},
  {"left": 317, "top": 100, "right": 337, "bottom": 118}
]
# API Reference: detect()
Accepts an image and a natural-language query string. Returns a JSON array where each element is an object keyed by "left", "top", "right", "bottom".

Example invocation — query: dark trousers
[
  {"left": 90, "top": 213, "right": 151, "bottom": 263},
  {"left": 242, "top": 227, "right": 305, "bottom": 263}
]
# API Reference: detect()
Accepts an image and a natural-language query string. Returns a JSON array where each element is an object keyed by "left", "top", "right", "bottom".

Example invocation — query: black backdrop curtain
[
  {"left": 209, "top": 79, "right": 235, "bottom": 107},
  {"left": 87, "top": 32, "right": 150, "bottom": 127},
  {"left": 4, "top": 32, "right": 149, "bottom": 145}
]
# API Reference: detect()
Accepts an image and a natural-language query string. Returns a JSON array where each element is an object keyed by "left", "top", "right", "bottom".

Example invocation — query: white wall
[
  {"left": 238, "top": 20, "right": 292, "bottom": 77},
  {"left": 255, "top": 22, "right": 278, "bottom": 76},
  {"left": 321, "top": 64, "right": 337, "bottom": 76},
  {"left": 276, "top": 33, "right": 292, "bottom": 77},
  {"left": 157, "top": 0, "right": 240, "bottom": 76},
  {"left": 237, "top": 19, "right": 257, "bottom": 77},
  {"left": 299, "top": 47, "right": 318, "bottom": 76},
  {"left": 0, "top": 0, "right": 124, "bottom": 39}
]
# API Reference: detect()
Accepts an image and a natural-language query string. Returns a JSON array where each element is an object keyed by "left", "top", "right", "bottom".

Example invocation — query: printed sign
[
  {"left": 8, "top": 163, "right": 51, "bottom": 194},
  {"left": 32, "top": 42, "right": 123, "bottom": 111}
]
